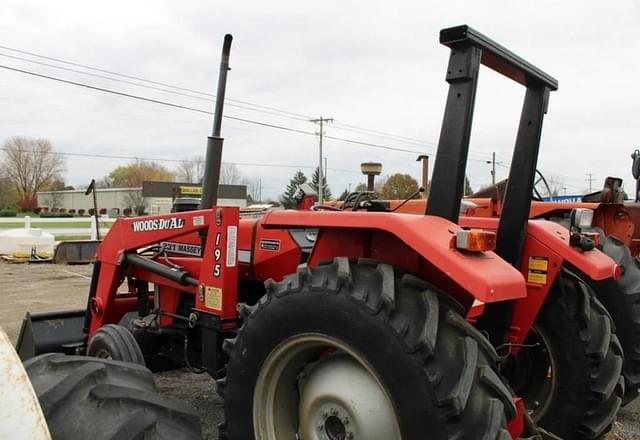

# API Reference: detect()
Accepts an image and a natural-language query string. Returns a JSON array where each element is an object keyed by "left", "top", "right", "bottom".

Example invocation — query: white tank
[{"left": 0, "top": 228, "right": 55, "bottom": 256}]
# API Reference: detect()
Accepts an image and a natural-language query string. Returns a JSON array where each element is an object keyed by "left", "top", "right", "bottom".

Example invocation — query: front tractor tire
[
  {"left": 505, "top": 270, "right": 624, "bottom": 440},
  {"left": 87, "top": 323, "right": 146, "bottom": 366},
  {"left": 24, "top": 353, "right": 201, "bottom": 440},
  {"left": 220, "top": 258, "right": 516, "bottom": 440}
]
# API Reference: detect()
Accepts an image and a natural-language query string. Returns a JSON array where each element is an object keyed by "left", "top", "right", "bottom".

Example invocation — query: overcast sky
[{"left": 2, "top": 1, "right": 639, "bottom": 200}]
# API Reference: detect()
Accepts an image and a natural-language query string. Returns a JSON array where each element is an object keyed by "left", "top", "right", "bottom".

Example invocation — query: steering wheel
[{"left": 532, "top": 169, "right": 552, "bottom": 201}]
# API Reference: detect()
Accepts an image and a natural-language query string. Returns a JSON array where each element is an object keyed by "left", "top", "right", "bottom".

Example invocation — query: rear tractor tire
[
  {"left": 598, "top": 235, "right": 640, "bottom": 405},
  {"left": 87, "top": 323, "right": 145, "bottom": 366},
  {"left": 505, "top": 269, "right": 623, "bottom": 440},
  {"left": 24, "top": 353, "right": 201, "bottom": 440},
  {"left": 220, "top": 258, "right": 516, "bottom": 440}
]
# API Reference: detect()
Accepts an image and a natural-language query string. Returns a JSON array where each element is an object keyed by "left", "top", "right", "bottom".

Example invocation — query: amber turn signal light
[{"left": 455, "top": 229, "right": 496, "bottom": 252}]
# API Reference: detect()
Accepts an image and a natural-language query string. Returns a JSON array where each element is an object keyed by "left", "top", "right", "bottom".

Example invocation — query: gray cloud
[{"left": 1, "top": 0, "right": 639, "bottom": 199}]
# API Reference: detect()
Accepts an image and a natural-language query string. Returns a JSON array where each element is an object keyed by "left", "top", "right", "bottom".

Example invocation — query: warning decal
[
  {"left": 527, "top": 256, "right": 549, "bottom": 284},
  {"left": 205, "top": 286, "right": 223, "bottom": 310}
]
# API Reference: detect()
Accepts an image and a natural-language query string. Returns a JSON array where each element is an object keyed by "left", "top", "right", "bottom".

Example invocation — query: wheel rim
[
  {"left": 92, "top": 348, "right": 113, "bottom": 360},
  {"left": 253, "top": 333, "right": 402, "bottom": 440},
  {"left": 505, "top": 325, "right": 557, "bottom": 422}
]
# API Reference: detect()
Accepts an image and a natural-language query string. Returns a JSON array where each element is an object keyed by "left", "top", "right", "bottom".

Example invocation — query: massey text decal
[
  {"left": 132, "top": 217, "right": 185, "bottom": 232},
  {"left": 160, "top": 241, "right": 201, "bottom": 256}
]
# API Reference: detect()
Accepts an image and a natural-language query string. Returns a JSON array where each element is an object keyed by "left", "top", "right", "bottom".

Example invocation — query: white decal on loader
[
  {"left": 160, "top": 241, "right": 202, "bottom": 256},
  {"left": 132, "top": 217, "right": 185, "bottom": 232}
]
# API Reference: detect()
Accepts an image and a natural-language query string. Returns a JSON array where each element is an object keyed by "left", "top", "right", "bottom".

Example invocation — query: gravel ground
[{"left": 1, "top": 261, "right": 639, "bottom": 439}]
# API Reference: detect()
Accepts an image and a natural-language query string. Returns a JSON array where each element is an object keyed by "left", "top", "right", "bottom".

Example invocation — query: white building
[{"left": 37, "top": 181, "right": 247, "bottom": 215}]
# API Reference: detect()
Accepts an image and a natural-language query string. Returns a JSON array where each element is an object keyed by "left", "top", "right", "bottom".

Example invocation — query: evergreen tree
[
  {"left": 311, "top": 167, "right": 331, "bottom": 199},
  {"left": 280, "top": 170, "right": 308, "bottom": 208},
  {"left": 338, "top": 188, "right": 349, "bottom": 201}
]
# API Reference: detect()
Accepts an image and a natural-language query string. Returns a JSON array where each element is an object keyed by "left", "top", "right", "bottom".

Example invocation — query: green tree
[
  {"left": 354, "top": 182, "right": 368, "bottom": 192},
  {"left": 311, "top": 167, "right": 331, "bottom": 199},
  {"left": 381, "top": 173, "right": 419, "bottom": 199},
  {"left": 464, "top": 176, "right": 473, "bottom": 196},
  {"left": 108, "top": 159, "right": 175, "bottom": 188},
  {"left": 0, "top": 175, "right": 17, "bottom": 209},
  {"left": 280, "top": 170, "right": 308, "bottom": 208},
  {"left": 338, "top": 188, "right": 349, "bottom": 201}
]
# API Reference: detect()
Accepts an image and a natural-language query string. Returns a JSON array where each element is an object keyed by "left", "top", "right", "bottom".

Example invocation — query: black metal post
[
  {"left": 495, "top": 87, "right": 551, "bottom": 267},
  {"left": 200, "top": 34, "right": 233, "bottom": 210},
  {"left": 84, "top": 179, "right": 100, "bottom": 240},
  {"left": 426, "top": 44, "right": 481, "bottom": 221}
]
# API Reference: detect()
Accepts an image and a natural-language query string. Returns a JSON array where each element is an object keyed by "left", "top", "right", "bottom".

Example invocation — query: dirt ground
[{"left": 1, "top": 261, "right": 638, "bottom": 439}]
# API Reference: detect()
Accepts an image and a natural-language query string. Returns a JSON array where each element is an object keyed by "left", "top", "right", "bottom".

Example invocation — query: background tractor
[
  {"left": 359, "top": 168, "right": 640, "bottom": 406},
  {"left": 16, "top": 26, "right": 624, "bottom": 440}
]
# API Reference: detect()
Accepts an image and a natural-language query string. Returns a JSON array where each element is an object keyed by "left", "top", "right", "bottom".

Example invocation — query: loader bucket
[
  {"left": 15, "top": 309, "right": 86, "bottom": 360},
  {"left": 53, "top": 240, "right": 100, "bottom": 264}
]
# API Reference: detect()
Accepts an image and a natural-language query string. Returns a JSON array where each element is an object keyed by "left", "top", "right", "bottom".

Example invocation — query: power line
[
  {"left": 331, "top": 121, "right": 436, "bottom": 147},
  {"left": 0, "top": 51, "right": 311, "bottom": 122},
  {"left": 0, "top": 43, "right": 313, "bottom": 120},
  {"left": 0, "top": 63, "right": 449, "bottom": 157},
  {"left": 0, "top": 146, "right": 362, "bottom": 175},
  {"left": 0, "top": 44, "right": 449, "bottom": 149},
  {"left": 0, "top": 56, "right": 511, "bottom": 165}
]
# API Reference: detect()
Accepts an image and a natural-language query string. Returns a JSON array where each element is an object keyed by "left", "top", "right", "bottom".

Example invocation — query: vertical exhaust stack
[{"left": 200, "top": 34, "right": 233, "bottom": 210}]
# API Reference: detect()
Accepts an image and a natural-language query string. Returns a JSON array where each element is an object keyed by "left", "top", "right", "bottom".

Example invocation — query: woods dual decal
[{"left": 132, "top": 217, "right": 185, "bottom": 232}]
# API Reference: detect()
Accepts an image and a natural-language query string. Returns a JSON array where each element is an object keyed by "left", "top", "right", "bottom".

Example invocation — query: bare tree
[
  {"left": 44, "top": 192, "right": 64, "bottom": 210},
  {"left": 245, "top": 177, "right": 261, "bottom": 203},
  {"left": 176, "top": 156, "right": 205, "bottom": 183},
  {"left": 545, "top": 174, "right": 566, "bottom": 197},
  {"left": 124, "top": 190, "right": 147, "bottom": 216},
  {"left": 220, "top": 163, "right": 243, "bottom": 185},
  {"left": 95, "top": 176, "right": 113, "bottom": 189},
  {"left": 1, "top": 137, "right": 65, "bottom": 210}
]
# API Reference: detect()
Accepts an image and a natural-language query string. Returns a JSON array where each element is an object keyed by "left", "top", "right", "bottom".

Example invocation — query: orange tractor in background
[{"left": 330, "top": 161, "right": 640, "bottom": 407}]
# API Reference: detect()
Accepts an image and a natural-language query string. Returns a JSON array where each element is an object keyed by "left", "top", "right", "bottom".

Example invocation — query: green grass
[
  {"left": 54, "top": 234, "right": 92, "bottom": 241},
  {"left": 0, "top": 221, "right": 93, "bottom": 229}
]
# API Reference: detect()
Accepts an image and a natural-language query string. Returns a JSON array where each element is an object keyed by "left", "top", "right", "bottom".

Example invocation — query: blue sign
[{"left": 541, "top": 195, "right": 583, "bottom": 203}]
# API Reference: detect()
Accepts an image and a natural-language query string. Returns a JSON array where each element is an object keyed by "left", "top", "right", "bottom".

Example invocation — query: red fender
[
  {"left": 460, "top": 217, "right": 617, "bottom": 281},
  {"left": 262, "top": 210, "right": 526, "bottom": 303}
]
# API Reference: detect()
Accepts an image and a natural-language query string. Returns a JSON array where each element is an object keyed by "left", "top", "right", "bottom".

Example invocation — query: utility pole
[
  {"left": 486, "top": 152, "right": 496, "bottom": 185},
  {"left": 416, "top": 154, "right": 429, "bottom": 197},
  {"left": 324, "top": 157, "right": 328, "bottom": 188},
  {"left": 310, "top": 116, "right": 333, "bottom": 204},
  {"left": 586, "top": 173, "right": 594, "bottom": 192}
]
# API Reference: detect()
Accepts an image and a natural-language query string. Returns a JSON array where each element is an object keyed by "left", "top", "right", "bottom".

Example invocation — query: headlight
[{"left": 569, "top": 208, "right": 593, "bottom": 229}]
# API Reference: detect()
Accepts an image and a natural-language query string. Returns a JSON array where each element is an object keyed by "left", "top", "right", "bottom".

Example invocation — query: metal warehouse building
[{"left": 37, "top": 181, "right": 247, "bottom": 215}]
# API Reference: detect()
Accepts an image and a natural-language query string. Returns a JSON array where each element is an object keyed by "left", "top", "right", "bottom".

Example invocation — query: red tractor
[
  {"left": 17, "top": 27, "right": 623, "bottom": 440},
  {"left": 367, "top": 171, "right": 640, "bottom": 406}
]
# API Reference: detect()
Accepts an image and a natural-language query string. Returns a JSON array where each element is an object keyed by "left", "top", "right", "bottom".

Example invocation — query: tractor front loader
[{"left": 16, "top": 26, "right": 623, "bottom": 440}]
